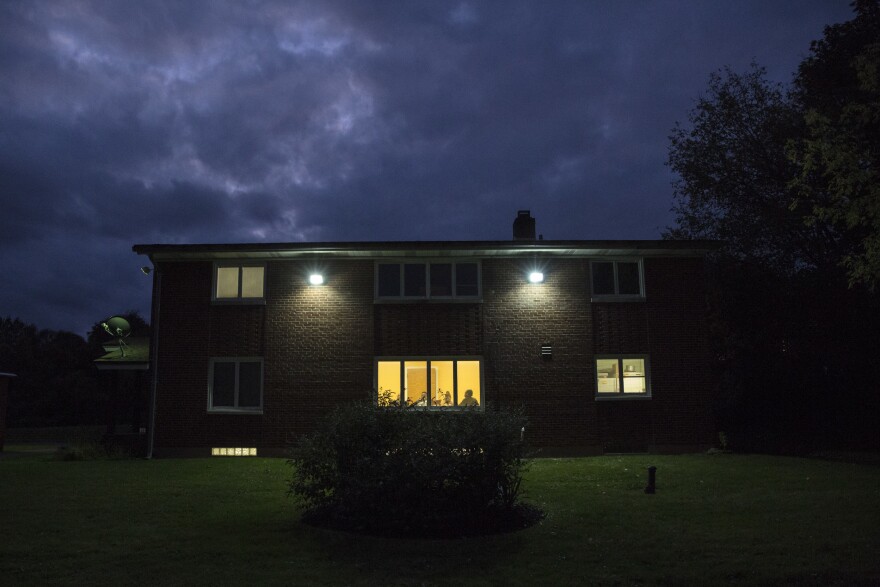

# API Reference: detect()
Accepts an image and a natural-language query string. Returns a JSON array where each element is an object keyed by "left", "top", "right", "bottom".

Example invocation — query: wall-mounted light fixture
[
  {"left": 541, "top": 342, "right": 552, "bottom": 359},
  {"left": 309, "top": 274, "right": 324, "bottom": 285},
  {"left": 528, "top": 271, "right": 544, "bottom": 283}
]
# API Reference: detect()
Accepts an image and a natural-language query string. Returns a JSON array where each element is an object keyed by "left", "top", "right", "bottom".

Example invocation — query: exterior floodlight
[
  {"left": 140, "top": 266, "right": 152, "bottom": 275},
  {"left": 309, "top": 274, "right": 324, "bottom": 285},
  {"left": 528, "top": 272, "right": 544, "bottom": 283}
]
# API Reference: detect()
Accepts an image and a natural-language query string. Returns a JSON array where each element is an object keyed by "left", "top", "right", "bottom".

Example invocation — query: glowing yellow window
[
  {"left": 216, "top": 267, "right": 240, "bottom": 298},
  {"left": 377, "top": 361, "right": 401, "bottom": 405},
  {"left": 456, "top": 360, "right": 481, "bottom": 407}
]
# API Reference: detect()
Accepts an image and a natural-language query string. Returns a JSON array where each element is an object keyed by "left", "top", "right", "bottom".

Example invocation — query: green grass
[{"left": 1, "top": 453, "right": 878, "bottom": 586}]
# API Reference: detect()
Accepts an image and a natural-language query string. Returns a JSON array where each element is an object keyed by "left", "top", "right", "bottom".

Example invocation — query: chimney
[{"left": 512, "top": 210, "right": 536, "bottom": 240}]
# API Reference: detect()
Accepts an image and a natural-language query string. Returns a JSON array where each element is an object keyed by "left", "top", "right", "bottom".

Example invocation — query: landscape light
[
  {"left": 528, "top": 271, "right": 544, "bottom": 283},
  {"left": 309, "top": 274, "right": 324, "bottom": 285}
]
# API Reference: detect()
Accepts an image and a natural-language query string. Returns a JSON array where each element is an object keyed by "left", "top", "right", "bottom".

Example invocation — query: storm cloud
[{"left": 0, "top": 0, "right": 853, "bottom": 334}]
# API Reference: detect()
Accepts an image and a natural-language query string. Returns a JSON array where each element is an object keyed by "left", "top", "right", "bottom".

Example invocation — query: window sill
[
  {"left": 211, "top": 299, "right": 267, "bottom": 306},
  {"left": 374, "top": 298, "right": 482, "bottom": 304},
  {"left": 595, "top": 394, "right": 652, "bottom": 401},
  {"left": 590, "top": 296, "right": 645, "bottom": 303},
  {"left": 207, "top": 408, "right": 264, "bottom": 415}
]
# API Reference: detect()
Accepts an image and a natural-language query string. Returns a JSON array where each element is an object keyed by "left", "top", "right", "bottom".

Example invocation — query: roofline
[{"left": 133, "top": 239, "right": 719, "bottom": 261}]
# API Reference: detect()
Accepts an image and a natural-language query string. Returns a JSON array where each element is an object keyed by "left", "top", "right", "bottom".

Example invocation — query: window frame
[
  {"left": 594, "top": 354, "right": 652, "bottom": 400},
  {"left": 207, "top": 357, "right": 264, "bottom": 413},
  {"left": 374, "top": 261, "right": 482, "bottom": 301},
  {"left": 374, "top": 356, "right": 484, "bottom": 410},
  {"left": 212, "top": 262, "right": 267, "bottom": 304},
  {"left": 589, "top": 258, "right": 645, "bottom": 301}
]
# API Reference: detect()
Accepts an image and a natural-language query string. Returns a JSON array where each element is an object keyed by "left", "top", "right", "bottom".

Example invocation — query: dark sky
[{"left": 0, "top": 1, "right": 854, "bottom": 336}]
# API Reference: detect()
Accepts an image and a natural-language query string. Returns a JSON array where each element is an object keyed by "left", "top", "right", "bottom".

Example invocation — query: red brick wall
[
  {"left": 151, "top": 254, "right": 713, "bottom": 456},
  {"left": 481, "top": 258, "right": 598, "bottom": 449},
  {"left": 153, "top": 259, "right": 373, "bottom": 455}
]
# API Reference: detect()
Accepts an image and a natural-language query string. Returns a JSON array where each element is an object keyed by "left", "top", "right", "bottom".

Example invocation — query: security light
[
  {"left": 528, "top": 271, "right": 544, "bottom": 283},
  {"left": 309, "top": 274, "right": 324, "bottom": 285},
  {"left": 140, "top": 266, "right": 152, "bottom": 275}
]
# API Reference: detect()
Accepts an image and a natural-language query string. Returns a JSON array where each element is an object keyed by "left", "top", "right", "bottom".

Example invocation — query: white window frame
[
  {"left": 374, "top": 261, "right": 482, "bottom": 301},
  {"left": 208, "top": 357, "right": 264, "bottom": 413},
  {"left": 589, "top": 258, "right": 645, "bottom": 301},
  {"left": 374, "top": 356, "right": 484, "bottom": 410},
  {"left": 212, "top": 262, "right": 266, "bottom": 303},
  {"left": 594, "top": 354, "right": 652, "bottom": 400}
]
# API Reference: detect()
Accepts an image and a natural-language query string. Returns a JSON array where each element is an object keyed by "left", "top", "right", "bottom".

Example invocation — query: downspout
[{"left": 146, "top": 260, "right": 161, "bottom": 459}]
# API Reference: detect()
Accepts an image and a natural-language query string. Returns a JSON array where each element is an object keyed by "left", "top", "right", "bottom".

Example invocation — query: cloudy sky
[{"left": 0, "top": 0, "right": 854, "bottom": 336}]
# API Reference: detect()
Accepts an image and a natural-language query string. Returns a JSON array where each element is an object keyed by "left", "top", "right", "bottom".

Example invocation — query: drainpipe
[{"left": 146, "top": 261, "right": 161, "bottom": 459}]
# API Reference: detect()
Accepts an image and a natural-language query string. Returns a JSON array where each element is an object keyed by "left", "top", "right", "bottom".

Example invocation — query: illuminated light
[
  {"left": 212, "top": 447, "right": 258, "bottom": 456},
  {"left": 309, "top": 273, "right": 324, "bottom": 285},
  {"left": 528, "top": 272, "right": 544, "bottom": 283}
]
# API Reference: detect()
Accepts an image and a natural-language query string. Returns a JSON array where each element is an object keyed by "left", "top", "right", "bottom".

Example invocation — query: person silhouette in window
[{"left": 459, "top": 389, "right": 479, "bottom": 407}]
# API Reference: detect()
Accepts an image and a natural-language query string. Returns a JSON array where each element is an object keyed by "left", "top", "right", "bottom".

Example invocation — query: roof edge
[{"left": 133, "top": 239, "right": 720, "bottom": 260}]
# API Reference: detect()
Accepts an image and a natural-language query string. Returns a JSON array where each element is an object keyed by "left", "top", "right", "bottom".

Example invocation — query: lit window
[
  {"left": 590, "top": 260, "right": 643, "bottom": 298},
  {"left": 375, "top": 262, "right": 481, "bottom": 299},
  {"left": 212, "top": 447, "right": 258, "bottom": 456},
  {"left": 214, "top": 263, "right": 265, "bottom": 301},
  {"left": 209, "top": 358, "right": 263, "bottom": 412},
  {"left": 376, "top": 357, "right": 482, "bottom": 408},
  {"left": 596, "top": 356, "right": 650, "bottom": 397}
]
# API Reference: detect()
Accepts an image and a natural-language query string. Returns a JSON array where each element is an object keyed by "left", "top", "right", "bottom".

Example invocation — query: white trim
[
  {"left": 211, "top": 262, "right": 267, "bottom": 303},
  {"left": 375, "top": 260, "right": 482, "bottom": 301},
  {"left": 208, "top": 357, "right": 264, "bottom": 414},
  {"left": 594, "top": 354, "right": 651, "bottom": 399},
  {"left": 374, "top": 356, "right": 484, "bottom": 410},
  {"left": 589, "top": 258, "right": 645, "bottom": 300}
]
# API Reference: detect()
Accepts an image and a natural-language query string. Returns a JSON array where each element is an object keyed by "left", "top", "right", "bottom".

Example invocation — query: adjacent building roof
[
  {"left": 94, "top": 337, "right": 150, "bottom": 371},
  {"left": 133, "top": 239, "right": 718, "bottom": 261}
]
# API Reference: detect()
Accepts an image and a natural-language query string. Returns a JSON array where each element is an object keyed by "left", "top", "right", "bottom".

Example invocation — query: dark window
[
  {"left": 617, "top": 262, "right": 641, "bottom": 295},
  {"left": 238, "top": 362, "right": 262, "bottom": 408},
  {"left": 404, "top": 264, "right": 427, "bottom": 297},
  {"left": 377, "top": 262, "right": 480, "bottom": 299},
  {"left": 430, "top": 263, "right": 452, "bottom": 296},
  {"left": 455, "top": 263, "right": 479, "bottom": 297},
  {"left": 377, "top": 264, "right": 400, "bottom": 297},
  {"left": 212, "top": 362, "right": 236, "bottom": 407},
  {"left": 210, "top": 359, "right": 262, "bottom": 411},
  {"left": 591, "top": 262, "right": 615, "bottom": 295}
]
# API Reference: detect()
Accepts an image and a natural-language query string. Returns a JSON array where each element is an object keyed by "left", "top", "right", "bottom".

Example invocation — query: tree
[
  {"left": 789, "top": 0, "right": 880, "bottom": 290},
  {"left": 666, "top": 64, "right": 843, "bottom": 277},
  {"left": 665, "top": 6, "right": 880, "bottom": 452},
  {"left": 0, "top": 317, "right": 102, "bottom": 426}
]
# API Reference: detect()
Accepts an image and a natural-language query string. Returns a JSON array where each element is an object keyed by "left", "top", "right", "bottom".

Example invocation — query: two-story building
[{"left": 134, "top": 212, "right": 716, "bottom": 457}]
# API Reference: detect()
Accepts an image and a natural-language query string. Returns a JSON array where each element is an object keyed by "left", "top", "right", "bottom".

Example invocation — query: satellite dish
[{"left": 102, "top": 316, "right": 132, "bottom": 357}]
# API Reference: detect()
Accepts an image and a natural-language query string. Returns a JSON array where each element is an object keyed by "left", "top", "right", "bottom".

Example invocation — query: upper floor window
[
  {"left": 214, "top": 263, "right": 265, "bottom": 302},
  {"left": 591, "top": 260, "right": 643, "bottom": 299},
  {"left": 376, "top": 262, "right": 480, "bottom": 300}
]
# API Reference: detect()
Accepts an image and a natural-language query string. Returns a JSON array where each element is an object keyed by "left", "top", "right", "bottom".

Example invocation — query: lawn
[{"left": 1, "top": 452, "right": 878, "bottom": 586}]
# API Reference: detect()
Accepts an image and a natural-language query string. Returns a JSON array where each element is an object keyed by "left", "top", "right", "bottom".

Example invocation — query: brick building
[{"left": 134, "top": 213, "right": 716, "bottom": 457}]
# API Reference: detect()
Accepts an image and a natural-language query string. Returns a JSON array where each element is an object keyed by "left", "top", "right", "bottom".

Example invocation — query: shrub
[{"left": 287, "top": 399, "right": 540, "bottom": 537}]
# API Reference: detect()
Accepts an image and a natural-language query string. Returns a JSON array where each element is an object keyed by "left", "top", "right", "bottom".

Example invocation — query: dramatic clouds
[{"left": 0, "top": 0, "right": 853, "bottom": 334}]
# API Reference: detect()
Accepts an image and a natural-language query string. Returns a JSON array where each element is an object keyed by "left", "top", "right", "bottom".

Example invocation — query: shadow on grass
[{"left": 300, "top": 501, "right": 545, "bottom": 539}]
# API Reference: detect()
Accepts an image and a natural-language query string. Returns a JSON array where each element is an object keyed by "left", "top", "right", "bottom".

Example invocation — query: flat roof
[
  {"left": 94, "top": 337, "right": 150, "bottom": 371},
  {"left": 133, "top": 239, "right": 718, "bottom": 261}
]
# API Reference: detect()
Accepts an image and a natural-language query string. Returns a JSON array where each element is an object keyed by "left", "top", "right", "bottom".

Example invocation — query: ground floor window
[
  {"left": 376, "top": 357, "right": 482, "bottom": 408},
  {"left": 595, "top": 355, "right": 650, "bottom": 397},
  {"left": 208, "top": 357, "right": 263, "bottom": 412}
]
